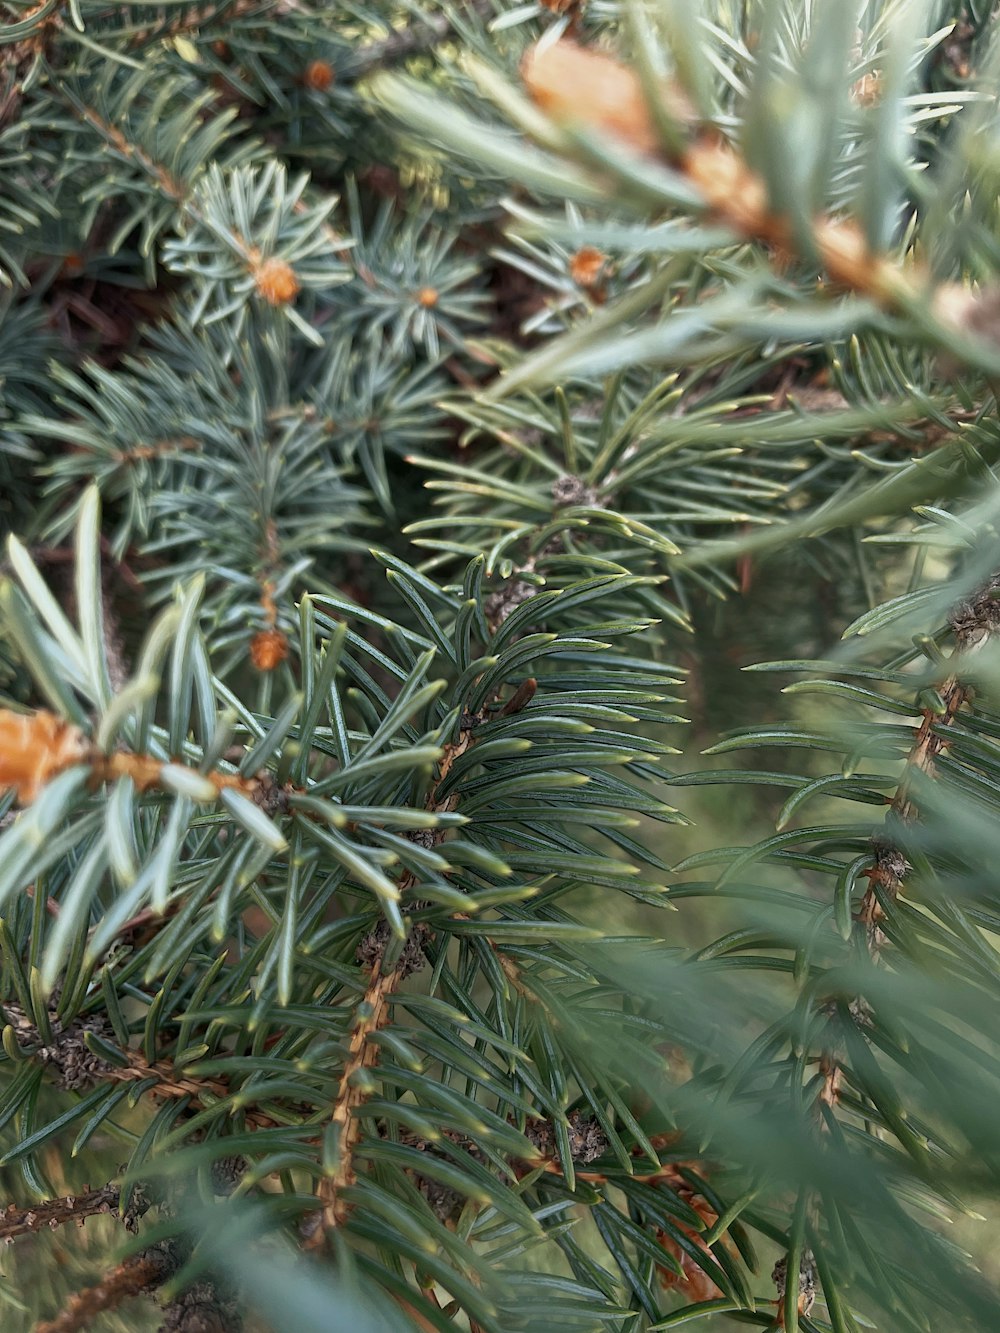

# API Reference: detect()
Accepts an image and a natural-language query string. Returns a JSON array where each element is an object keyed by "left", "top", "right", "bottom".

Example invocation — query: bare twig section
[
  {"left": 0, "top": 1186, "right": 125, "bottom": 1244},
  {"left": 34, "top": 1244, "right": 176, "bottom": 1333}
]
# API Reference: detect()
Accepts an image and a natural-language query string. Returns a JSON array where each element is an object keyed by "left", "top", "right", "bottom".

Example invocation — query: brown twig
[
  {"left": 0, "top": 707, "right": 264, "bottom": 807},
  {"left": 123, "top": 0, "right": 266, "bottom": 48},
  {"left": 104, "top": 1051, "right": 284, "bottom": 1129},
  {"left": 855, "top": 675, "right": 967, "bottom": 954},
  {"left": 34, "top": 1247, "right": 172, "bottom": 1333},
  {"left": 6, "top": 995, "right": 290, "bottom": 1129},
  {"left": 0, "top": 1186, "right": 122, "bottom": 1244}
]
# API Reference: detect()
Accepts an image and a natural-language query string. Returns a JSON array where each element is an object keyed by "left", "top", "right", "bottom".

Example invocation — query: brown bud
[
  {"left": 569, "top": 246, "right": 607, "bottom": 289},
  {"left": 303, "top": 59, "right": 334, "bottom": 92},
  {"left": 252, "top": 256, "right": 300, "bottom": 306},
  {"left": 851, "top": 70, "right": 882, "bottom": 107},
  {"left": 522, "top": 39, "right": 692, "bottom": 158},
  {"left": 249, "top": 628, "right": 290, "bottom": 671}
]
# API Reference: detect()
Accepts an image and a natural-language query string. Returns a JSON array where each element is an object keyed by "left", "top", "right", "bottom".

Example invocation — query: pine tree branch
[
  {"left": 55, "top": 94, "right": 283, "bottom": 289},
  {"left": 69, "top": 102, "right": 189, "bottom": 207},
  {"left": 249, "top": 518, "right": 291, "bottom": 671},
  {"left": 855, "top": 678, "right": 968, "bottom": 953},
  {"left": 307, "top": 722, "right": 477, "bottom": 1243},
  {"left": 106, "top": 1052, "right": 286, "bottom": 1130},
  {"left": 0, "top": 708, "right": 262, "bottom": 806},
  {"left": 123, "top": 0, "right": 269, "bottom": 49},
  {"left": 819, "top": 574, "right": 1000, "bottom": 1110},
  {"left": 521, "top": 40, "right": 976, "bottom": 333},
  {"left": 1, "top": 0, "right": 64, "bottom": 131},
  {"left": 310, "top": 676, "right": 545, "bottom": 1241},
  {"left": 864, "top": 575, "right": 1000, "bottom": 937},
  {"left": 6, "top": 996, "right": 293, "bottom": 1128}
]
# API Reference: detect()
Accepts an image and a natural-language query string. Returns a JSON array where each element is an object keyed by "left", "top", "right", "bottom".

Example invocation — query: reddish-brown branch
[
  {"left": 819, "top": 677, "right": 967, "bottom": 1112},
  {"left": 103, "top": 1051, "right": 281, "bottom": 1128},
  {"left": 34, "top": 1251, "right": 166, "bottom": 1333},
  {"left": 856, "top": 674, "right": 967, "bottom": 954},
  {"left": 95, "top": 749, "right": 258, "bottom": 797}
]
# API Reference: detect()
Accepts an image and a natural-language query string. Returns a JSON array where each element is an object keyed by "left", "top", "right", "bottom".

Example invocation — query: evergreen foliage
[{"left": 2, "top": 1, "right": 1000, "bottom": 1331}]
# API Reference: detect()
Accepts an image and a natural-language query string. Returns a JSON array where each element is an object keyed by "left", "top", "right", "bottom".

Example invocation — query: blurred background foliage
[{"left": 3, "top": 0, "right": 1000, "bottom": 1331}]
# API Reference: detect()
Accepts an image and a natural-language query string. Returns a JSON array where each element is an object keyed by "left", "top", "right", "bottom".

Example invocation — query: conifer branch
[
  {"left": 6, "top": 996, "right": 290, "bottom": 1128},
  {"left": 309, "top": 722, "right": 476, "bottom": 1243},
  {"left": 521, "top": 39, "right": 972, "bottom": 332},
  {"left": 858, "top": 576, "right": 1000, "bottom": 947},
  {"left": 106, "top": 1052, "right": 286, "bottom": 1129},
  {"left": 123, "top": 0, "right": 268, "bottom": 49},
  {"left": 351, "top": 0, "right": 497, "bottom": 75},
  {"left": 69, "top": 104, "right": 190, "bottom": 207},
  {"left": 6, "top": 4, "right": 1000, "bottom": 1327},
  {"left": 249, "top": 519, "right": 291, "bottom": 672},
  {"left": 819, "top": 575, "right": 1000, "bottom": 1111}
]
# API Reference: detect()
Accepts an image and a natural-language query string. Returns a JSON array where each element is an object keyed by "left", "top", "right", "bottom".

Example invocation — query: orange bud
[
  {"left": 253, "top": 256, "right": 300, "bottom": 306},
  {"left": 249, "top": 629, "right": 290, "bottom": 672},
  {"left": 0, "top": 709, "right": 91, "bottom": 804},
  {"left": 304, "top": 59, "right": 334, "bottom": 92},
  {"left": 522, "top": 39, "right": 692, "bottom": 158},
  {"left": 569, "top": 246, "right": 607, "bottom": 288}
]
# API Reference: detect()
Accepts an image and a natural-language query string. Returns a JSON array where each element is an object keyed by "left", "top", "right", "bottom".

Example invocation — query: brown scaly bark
[{"left": 0, "top": 1185, "right": 139, "bottom": 1244}]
